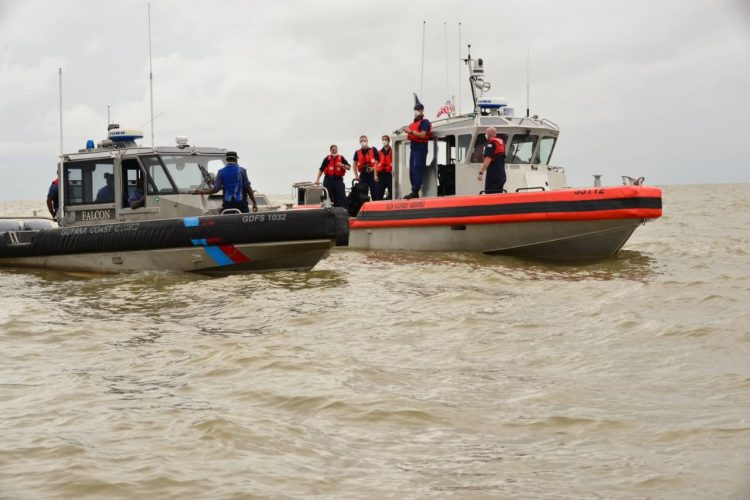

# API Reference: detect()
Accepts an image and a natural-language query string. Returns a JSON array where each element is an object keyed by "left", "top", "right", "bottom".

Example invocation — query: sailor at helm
[
  {"left": 477, "top": 126, "right": 507, "bottom": 194},
  {"left": 399, "top": 94, "right": 431, "bottom": 199}
]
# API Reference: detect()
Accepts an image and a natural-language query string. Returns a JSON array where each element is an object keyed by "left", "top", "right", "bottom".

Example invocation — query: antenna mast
[
  {"left": 457, "top": 22, "right": 462, "bottom": 114},
  {"left": 419, "top": 20, "right": 426, "bottom": 98},
  {"left": 148, "top": 1, "right": 155, "bottom": 146},
  {"left": 526, "top": 46, "right": 530, "bottom": 118},
  {"left": 443, "top": 22, "right": 449, "bottom": 98},
  {"left": 58, "top": 68, "right": 63, "bottom": 158}
]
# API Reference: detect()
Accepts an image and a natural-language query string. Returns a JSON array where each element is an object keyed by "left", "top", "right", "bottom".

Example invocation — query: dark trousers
[
  {"left": 485, "top": 158, "right": 507, "bottom": 194},
  {"left": 409, "top": 146, "right": 428, "bottom": 194},
  {"left": 222, "top": 199, "right": 250, "bottom": 213},
  {"left": 323, "top": 176, "right": 348, "bottom": 210},
  {"left": 374, "top": 172, "right": 392, "bottom": 201},
  {"left": 359, "top": 170, "right": 376, "bottom": 199}
]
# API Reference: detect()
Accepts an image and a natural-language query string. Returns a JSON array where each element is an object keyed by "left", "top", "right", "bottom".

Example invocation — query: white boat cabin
[
  {"left": 390, "top": 112, "right": 567, "bottom": 199},
  {"left": 56, "top": 127, "right": 272, "bottom": 227}
]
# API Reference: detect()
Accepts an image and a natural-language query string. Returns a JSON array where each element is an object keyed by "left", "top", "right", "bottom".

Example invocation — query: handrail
[{"left": 516, "top": 186, "right": 546, "bottom": 192}]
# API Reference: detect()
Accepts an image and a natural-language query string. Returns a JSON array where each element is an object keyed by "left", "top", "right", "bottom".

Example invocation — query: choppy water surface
[{"left": 1, "top": 184, "right": 748, "bottom": 499}]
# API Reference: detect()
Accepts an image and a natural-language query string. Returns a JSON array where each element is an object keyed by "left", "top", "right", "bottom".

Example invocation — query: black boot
[{"left": 404, "top": 191, "right": 419, "bottom": 199}]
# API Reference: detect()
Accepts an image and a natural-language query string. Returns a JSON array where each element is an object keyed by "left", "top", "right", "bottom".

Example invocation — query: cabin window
[
  {"left": 160, "top": 155, "right": 221, "bottom": 192},
  {"left": 63, "top": 159, "right": 115, "bottom": 206},
  {"left": 121, "top": 159, "right": 147, "bottom": 208},
  {"left": 508, "top": 134, "right": 539, "bottom": 164},
  {"left": 140, "top": 156, "right": 177, "bottom": 195},
  {"left": 457, "top": 134, "right": 472, "bottom": 163},
  {"left": 537, "top": 137, "right": 557, "bottom": 165}
]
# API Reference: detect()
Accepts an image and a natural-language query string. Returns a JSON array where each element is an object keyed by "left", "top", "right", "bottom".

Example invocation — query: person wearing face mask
[
  {"left": 352, "top": 135, "right": 379, "bottom": 200},
  {"left": 314, "top": 144, "right": 351, "bottom": 210},
  {"left": 398, "top": 94, "right": 431, "bottom": 199},
  {"left": 374, "top": 134, "right": 393, "bottom": 201}
]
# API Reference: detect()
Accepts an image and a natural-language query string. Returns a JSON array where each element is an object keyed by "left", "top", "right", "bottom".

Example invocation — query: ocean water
[{"left": 0, "top": 184, "right": 748, "bottom": 499}]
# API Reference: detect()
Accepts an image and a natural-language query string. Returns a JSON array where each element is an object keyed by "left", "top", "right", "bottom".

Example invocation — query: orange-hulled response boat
[{"left": 294, "top": 50, "right": 662, "bottom": 262}]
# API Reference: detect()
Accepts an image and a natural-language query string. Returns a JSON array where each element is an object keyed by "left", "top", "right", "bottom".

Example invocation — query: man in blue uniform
[
  {"left": 46, "top": 178, "right": 59, "bottom": 217},
  {"left": 129, "top": 176, "right": 146, "bottom": 209},
  {"left": 399, "top": 94, "right": 431, "bottom": 199},
  {"left": 95, "top": 172, "right": 115, "bottom": 203},
  {"left": 193, "top": 151, "right": 258, "bottom": 213},
  {"left": 477, "top": 127, "right": 506, "bottom": 194}
]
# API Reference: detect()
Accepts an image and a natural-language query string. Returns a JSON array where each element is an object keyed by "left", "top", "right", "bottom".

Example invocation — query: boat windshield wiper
[{"left": 197, "top": 163, "right": 216, "bottom": 189}]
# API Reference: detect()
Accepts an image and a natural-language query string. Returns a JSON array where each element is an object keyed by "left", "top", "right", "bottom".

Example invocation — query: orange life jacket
[
  {"left": 324, "top": 155, "right": 346, "bottom": 177},
  {"left": 355, "top": 147, "right": 377, "bottom": 172},
  {"left": 487, "top": 137, "right": 505, "bottom": 157},
  {"left": 378, "top": 147, "right": 393, "bottom": 173},
  {"left": 407, "top": 118, "right": 431, "bottom": 143}
]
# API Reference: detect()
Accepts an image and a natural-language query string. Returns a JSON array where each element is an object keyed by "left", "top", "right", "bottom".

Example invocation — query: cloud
[{"left": 0, "top": 0, "right": 748, "bottom": 201}]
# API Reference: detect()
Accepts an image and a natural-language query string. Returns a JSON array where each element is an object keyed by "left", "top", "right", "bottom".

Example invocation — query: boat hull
[
  {"left": 0, "top": 208, "right": 349, "bottom": 275},
  {"left": 348, "top": 186, "right": 661, "bottom": 262}
]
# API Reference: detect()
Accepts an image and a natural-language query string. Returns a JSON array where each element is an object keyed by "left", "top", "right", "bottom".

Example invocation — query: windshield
[
  {"left": 159, "top": 155, "right": 226, "bottom": 192},
  {"left": 508, "top": 134, "right": 539, "bottom": 164}
]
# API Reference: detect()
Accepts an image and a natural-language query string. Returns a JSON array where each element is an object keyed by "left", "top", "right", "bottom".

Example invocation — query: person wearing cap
[
  {"left": 374, "top": 135, "right": 393, "bottom": 200},
  {"left": 399, "top": 94, "right": 431, "bottom": 199},
  {"left": 193, "top": 151, "right": 258, "bottom": 213},
  {"left": 94, "top": 172, "right": 115, "bottom": 203},
  {"left": 314, "top": 144, "right": 351, "bottom": 210},
  {"left": 477, "top": 126, "right": 506, "bottom": 194},
  {"left": 352, "top": 135, "right": 379, "bottom": 200}
]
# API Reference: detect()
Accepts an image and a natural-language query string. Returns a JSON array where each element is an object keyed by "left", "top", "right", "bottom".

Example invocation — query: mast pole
[
  {"left": 419, "top": 20, "right": 426, "bottom": 99},
  {"left": 58, "top": 68, "right": 63, "bottom": 158},
  {"left": 148, "top": 1, "right": 155, "bottom": 146},
  {"left": 458, "top": 22, "right": 462, "bottom": 114},
  {"left": 526, "top": 46, "right": 530, "bottom": 118},
  {"left": 443, "top": 22, "right": 449, "bottom": 100},
  {"left": 57, "top": 67, "right": 65, "bottom": 222}
]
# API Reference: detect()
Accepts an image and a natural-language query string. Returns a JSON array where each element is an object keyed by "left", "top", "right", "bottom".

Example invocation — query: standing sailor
[
  {"left": 477, "top": 126, "right": 506, "bottom": 194},
  {"left": 352, "top": 135, "right": 379, "bottom": 200},
  {"left": 399, "top": 94, "right": 431, "bottom": 199},
  {"left": 314, "top": 144, "right": 351, "bottom": 210},
  {"left": 374, "top": 134, "right": 393, "bottom": 201},
  {"left": 193, "top": 151, "right": 258, "bottom": 213},
  {"left": 46, "top": 178, "right": 60, "bottom": 217}
]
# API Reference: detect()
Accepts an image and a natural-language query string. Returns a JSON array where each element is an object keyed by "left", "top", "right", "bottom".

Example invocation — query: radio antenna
[
  {"left": 526, "top": 46, "right": 530, "bottom": 118},
  {"left": 457, "top": 22, "right": 462, "bottom": 114},
  {"left": 419, "top": 20, "right": 426, "bottom": 98},
  {"left": 148, "top": 1, "right": 155, "bottom": 146},
  {"left": 443, "top": 22, "right": 450, "bottom": 98},
  {"left": 58, "top": 68, "right": 63, "bottom": 158}
]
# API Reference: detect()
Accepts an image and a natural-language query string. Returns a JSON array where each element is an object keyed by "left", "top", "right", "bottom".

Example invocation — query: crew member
[
  {"left": 95, "top": 172, "right": 115, "bottom": 203},
  {"left": 46, "top": 178, "right": 60, "bottom": 217},
  {"left": 477, "top": 126, "right": 506, "bottom": 194},
  {"left": 374, "top": 134, "right": 393, "bottom": 201},
  {"left": 352, "top": 135, "right": 379, "bottom": 199},
  {"left": 129, "top": 176, "right": 146, "bottom": 209},
  {"left": 193, "top": 151, "right": 258, "bottom": 213},
  {"left": 314, "top": 144, "right": 350, "bottom": 210},
  {"left": 399, "top": 94, "right": 431, "bottom": 199}
]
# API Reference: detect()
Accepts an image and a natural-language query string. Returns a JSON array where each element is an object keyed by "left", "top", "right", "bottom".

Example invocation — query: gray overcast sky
[{"left": 1, "top": 0, "right": 748, "bottom": 200}]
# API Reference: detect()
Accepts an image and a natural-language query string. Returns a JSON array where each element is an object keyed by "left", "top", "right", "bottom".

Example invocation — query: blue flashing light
[{"left": 86, "top": 139, "right": 95, "bottom": 149}]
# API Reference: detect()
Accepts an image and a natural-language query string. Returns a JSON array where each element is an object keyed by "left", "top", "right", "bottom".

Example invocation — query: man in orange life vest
[
  {"left": 373, "top": 134, "right": 393, "bottom": 201},
  {"left": 399, "top": 94, "right": 431, "bottom": 199},
  {"left": 352, "top": 135, "right": 379, "bottom": 200},
  {"left": 477, "top": 126, "right": 506, "bottom": 194},
  {"left": 314, "top": 144, "right": 351, "bottom": 210}
]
